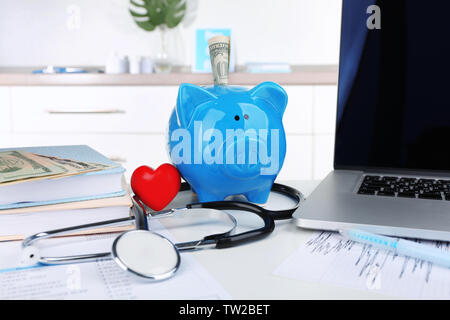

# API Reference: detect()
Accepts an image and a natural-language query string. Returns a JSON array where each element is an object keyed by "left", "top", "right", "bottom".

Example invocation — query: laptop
[{"left": 293, "top": 0, "right": 450, "bottom": 241}]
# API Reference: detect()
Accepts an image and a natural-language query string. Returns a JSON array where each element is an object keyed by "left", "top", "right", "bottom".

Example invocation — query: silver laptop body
[
  {"left": 293, "top": 170, "right": 450, "bottom": 241},
  {"left": 293, "top": 1, "right": 450, "bottom": 241}
]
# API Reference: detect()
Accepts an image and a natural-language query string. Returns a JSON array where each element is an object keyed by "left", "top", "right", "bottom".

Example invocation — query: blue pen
[{"left": 340, "top": 229, "right": 450, "bottom": 269}]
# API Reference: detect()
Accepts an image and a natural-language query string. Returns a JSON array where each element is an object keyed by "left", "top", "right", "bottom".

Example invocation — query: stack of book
[{"left": 0, "top": 145, "right": 133, "bottom": 241}]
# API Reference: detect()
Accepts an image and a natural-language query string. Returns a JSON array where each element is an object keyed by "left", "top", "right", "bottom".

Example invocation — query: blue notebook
[{"left": 0, "top": 145, "right": 126, "bottom": 210}]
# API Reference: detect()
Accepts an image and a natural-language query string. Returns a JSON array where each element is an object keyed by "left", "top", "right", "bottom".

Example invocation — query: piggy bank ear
[
  {"left": 176, "top": 83, "right": 217, "bottom": 127},
  {"left": 250, "top": 82, "right": 288, "bottom": 116}
]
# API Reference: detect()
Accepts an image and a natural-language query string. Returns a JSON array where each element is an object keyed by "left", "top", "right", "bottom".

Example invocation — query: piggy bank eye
[
  {"left": 244, "top": 114, "right": 249, "bottom": 120},
  {"left": 234, "top": 115, "right": 240, "bottom": 121}
]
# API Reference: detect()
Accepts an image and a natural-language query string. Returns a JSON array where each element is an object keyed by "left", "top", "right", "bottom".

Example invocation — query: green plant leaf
[
  {"left": 129, "top": 0, "right": 186, "bottom": 31},
  {"left": 166, "top": 0, "right": 186, "bottom": 28},
  {"left": 145, "top": 0, "right": 166, "bottom": 27},
  {"left": 130, "top": 0, "right": 145, "bottom": 8},
  {"left": 129, "top": 9, "right": 147, "bottom": 18},
  {"left": 137, "top": 20, "right": 157, "bottom": 31}
]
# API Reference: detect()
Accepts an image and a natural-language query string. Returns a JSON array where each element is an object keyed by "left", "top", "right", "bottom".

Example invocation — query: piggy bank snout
[{"left": 221, "top": 137, "right": 266, "bottom": 179}]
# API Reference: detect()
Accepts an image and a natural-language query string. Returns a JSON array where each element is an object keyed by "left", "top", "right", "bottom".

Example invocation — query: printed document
[
  {"left": 0, "top": 227, "right": 230, "bottom": 299},
  {"left": 274, "top": 231, "right": 450, "bottom": 299}
]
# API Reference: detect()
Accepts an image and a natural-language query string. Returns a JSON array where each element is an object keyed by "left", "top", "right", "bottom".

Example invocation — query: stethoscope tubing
[
  {"left": 22, "top": 182, "right": 304, "bottom": 265},
  {"left": 173, "top": 182, "right": 304, "bottom": 248},
  {"left": 181, "top": 182, "right": 304, "bottom": 220},
  {"left": 188, "top": 200, "right": 275, "bottom": 249}
]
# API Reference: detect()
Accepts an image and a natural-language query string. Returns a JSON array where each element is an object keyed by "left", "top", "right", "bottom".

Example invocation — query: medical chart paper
[
  {"left": 0, "top": 232, "right": 231, "bottom": 300},
  {"left": 273, "top": 231, "right": 450, "bottom": 299},
  {"left": 0, "top": 257, "right": 230, "bottom": 300}
]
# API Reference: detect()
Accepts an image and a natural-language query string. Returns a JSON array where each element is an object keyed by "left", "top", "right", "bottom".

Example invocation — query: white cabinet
[
  {"left": 313, "top": 134, "right": 335, "bottom": 180},
  {"left": 283, "top": 86, "right": 313, "bottom": 134},
  {"left": 0, "top": 133, "right": 12, "bottom": 148},
  {"left": 5, "top": 84, "right": 338, "bottom": 181},
  {"left": 278, "top": 135, "right": 313, "bottom": 180},
  {"left": 0, "top": 88, "right": 12, "bottom": 148},
  {"left": 9, "top": 86, "right": 177, "bottom": 180},
  {"left": 313, "top": 85, "right": 338, "bottom": 134},
  {"left": 311, "top": 85, "right": 337, "bottom": 179},
  {"left": 0, "top": 88, "right": 11, "bottom": 133},
  {"left": 11, "top": 86, "right": 178, "bottom": 133},
  {"left": 281, "top": 85, "right": 338, "bottom": 180}
]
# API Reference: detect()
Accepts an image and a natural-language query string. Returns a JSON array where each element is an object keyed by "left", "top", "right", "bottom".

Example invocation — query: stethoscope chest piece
[{"left": 111, "top": 230, "right": 180, "bottom": 281}]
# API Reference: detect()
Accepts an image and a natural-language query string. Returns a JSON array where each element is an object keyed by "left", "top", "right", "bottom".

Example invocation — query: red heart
[{"left": 131, "top": 164, "right": 181, "bottom": 211}]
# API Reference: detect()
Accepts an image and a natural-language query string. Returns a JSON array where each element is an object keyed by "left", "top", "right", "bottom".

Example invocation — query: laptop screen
[{"left": 335, "top": 0, "right": 450, "bottom": 172}]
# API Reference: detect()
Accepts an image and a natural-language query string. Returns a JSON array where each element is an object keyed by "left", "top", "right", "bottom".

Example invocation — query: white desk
[
  {"left": 187, "top": 180, "right": 392, "bottom": 300},
  {"left": 0, "top": 180, "right": 392, "bottom": 300}
]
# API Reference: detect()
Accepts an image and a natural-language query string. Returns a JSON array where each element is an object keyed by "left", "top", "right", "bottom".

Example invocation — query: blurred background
[{"left": 0, "top": 0, "right": 342, "bottom": 181}]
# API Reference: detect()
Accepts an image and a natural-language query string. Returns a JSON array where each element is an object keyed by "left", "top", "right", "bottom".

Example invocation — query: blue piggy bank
[{"left": 167, "top": 81, "right": 288, "bottom": 204}]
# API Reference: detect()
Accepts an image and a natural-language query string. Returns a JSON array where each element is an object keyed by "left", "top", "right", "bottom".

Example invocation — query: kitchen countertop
[{"left": 0, "top": 65, "right": 338, "bottom": 86}]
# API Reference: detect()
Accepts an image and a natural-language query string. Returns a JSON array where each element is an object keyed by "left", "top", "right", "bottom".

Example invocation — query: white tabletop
[{"left": 185, "top": 180, "right": 391, "bottom": 300}]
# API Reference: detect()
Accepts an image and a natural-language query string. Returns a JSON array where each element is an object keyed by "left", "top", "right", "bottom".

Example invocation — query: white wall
[{"left": 0, "top": 0, "right": 342, "bottom": 67}]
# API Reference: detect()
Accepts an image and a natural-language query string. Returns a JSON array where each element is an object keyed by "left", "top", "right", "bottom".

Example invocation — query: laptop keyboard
[{"left": 357, "top": 175, "right": 450, "bottom": 200}]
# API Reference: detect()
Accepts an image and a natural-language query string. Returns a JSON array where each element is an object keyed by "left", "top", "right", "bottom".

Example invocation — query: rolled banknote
[{"left": 208, "top": 35, "right": 230, "bottom": 86}]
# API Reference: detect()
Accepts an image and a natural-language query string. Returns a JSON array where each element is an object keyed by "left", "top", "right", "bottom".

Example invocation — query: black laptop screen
[{"left": 335, "top": 0, "right": 450, "bottom": 172}]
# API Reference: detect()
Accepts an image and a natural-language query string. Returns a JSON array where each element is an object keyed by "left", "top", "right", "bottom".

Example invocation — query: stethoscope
[{"left": 21, "top": 182, "right": 304, "bottom": 281}]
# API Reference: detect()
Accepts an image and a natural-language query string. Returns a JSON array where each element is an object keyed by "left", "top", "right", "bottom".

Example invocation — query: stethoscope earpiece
[{"left": 20, "top": 245, "right": 40, "bottom": 267}]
